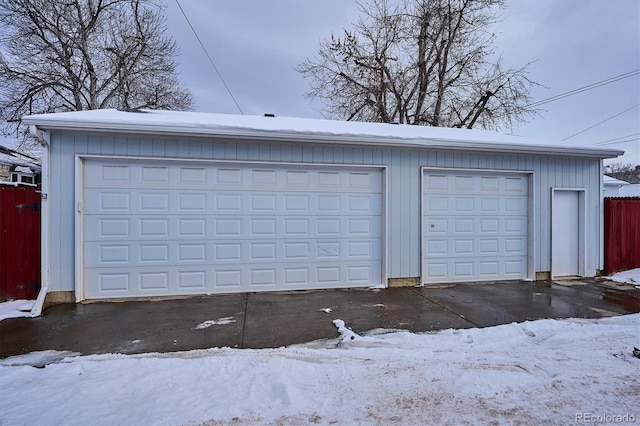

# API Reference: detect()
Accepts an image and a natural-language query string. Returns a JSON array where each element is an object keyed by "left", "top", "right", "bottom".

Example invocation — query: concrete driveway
[{"left": 1, "top": 278, "right": 638, "bottom": 358}]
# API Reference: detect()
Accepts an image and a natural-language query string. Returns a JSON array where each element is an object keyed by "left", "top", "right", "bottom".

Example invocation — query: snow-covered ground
[
  {"left": 1, "top": 314, "right": 638, "bottom": 425},
  {"left": 0, "top": 299, "right": 33, "bottom": 321},
  {"left": 1, "top": 272, "right": 638, "bottom": 424},
  {"left": 605, "top": 268, "right": 640, "bottom": 288}
]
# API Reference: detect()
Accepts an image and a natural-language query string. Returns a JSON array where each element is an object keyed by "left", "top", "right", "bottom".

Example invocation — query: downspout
[
  {"left": 598, "top": 162, "right": 605, "bottom": 275},
  {"left": 29, "top": 125, "right": 50, "bottom": 317}
]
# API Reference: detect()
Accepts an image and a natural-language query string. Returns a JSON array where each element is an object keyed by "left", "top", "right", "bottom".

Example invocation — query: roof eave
[{"left": 22, "top": 117, "right": 625, "bottom": 160}]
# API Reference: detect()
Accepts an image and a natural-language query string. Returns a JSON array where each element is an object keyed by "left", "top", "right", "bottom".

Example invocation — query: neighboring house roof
[
  {"left": 22, "top": 109, "right": 624, "bottom": 160},
  {"left": 603, "top": 175, "right": 630, "bottom": 186},
  {"left": 606, "top": 168, "right": 640, "bottom": 184},
  {"left": 0, "top": 152, "right": 40, "bottom": 170},
  {"left": 0, "top": 143, "right": 41, "bottom": 170}
]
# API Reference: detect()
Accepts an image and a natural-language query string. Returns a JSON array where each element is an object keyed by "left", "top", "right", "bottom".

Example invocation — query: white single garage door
[
  {"left": 82, "top": 159, "right": 383, "bottom": 299},
  {"left": 422, "top": 170, "right": 529, "bottom": 284}
]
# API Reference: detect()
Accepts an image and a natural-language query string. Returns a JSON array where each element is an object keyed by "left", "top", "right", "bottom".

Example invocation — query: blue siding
[{"left": 45, "top": 131, "right": 604, "bottom": 292}]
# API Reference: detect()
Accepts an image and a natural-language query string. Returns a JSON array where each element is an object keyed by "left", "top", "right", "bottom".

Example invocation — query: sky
[
  {"left": 1, "top": 312, "right": 639, "bottom": 424},
  {"left": 163, "top": 0, "right": 640, "bottom": 165}
]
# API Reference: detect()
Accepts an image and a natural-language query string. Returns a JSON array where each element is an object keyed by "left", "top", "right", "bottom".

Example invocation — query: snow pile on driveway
[
  {"left": 0, "top": 300, "right": 33, "bottom": 321},
  {"left": 1, "top": 314, "right": 638, "bottom": 425},
  {"left": 605, "top": 268, "right": 640, "bottom": 288}
]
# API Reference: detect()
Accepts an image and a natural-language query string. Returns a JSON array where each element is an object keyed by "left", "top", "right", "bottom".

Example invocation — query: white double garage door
[
  {"left": 82, "top": 159, "right": 384, "bottom": 299},
  {"left": 81, "top": 159, "right": 530, "bottom": 299}
]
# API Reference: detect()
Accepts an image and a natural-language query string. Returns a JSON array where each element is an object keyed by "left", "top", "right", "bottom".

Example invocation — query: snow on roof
[
  {"left": 603, "top": 175, "right": 630, "bottom": 186},
  {"left": 0, "top": 152, "right": 36, "bottom": 168},
  {"left": 13, "top": 166, "right": 34, "bottom": 174},
  {"left": 23, "top": 109, "right": 624, "bottom": 159}
]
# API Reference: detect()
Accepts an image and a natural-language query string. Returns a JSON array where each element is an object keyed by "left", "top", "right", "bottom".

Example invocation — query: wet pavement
[{"left": 1, "top": 279, "right": 638, "bottom": 358}]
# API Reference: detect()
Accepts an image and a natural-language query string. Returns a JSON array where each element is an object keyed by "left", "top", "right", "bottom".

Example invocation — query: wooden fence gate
[
  {"left": 604, "top": 197, "right": 640, "bottom": 274},
  {"left": 0, "top": 185, "right": 41, "bottom": 300}
]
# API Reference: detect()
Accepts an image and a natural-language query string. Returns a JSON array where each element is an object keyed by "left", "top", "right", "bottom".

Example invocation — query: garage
[
  {"left": 20, "top": 109, "right": 622, "bottom": 308},
  {"left": 81, "top": 158, "right": 384, "bottom": 299},
  {"left": 422, "top": 169, "right": 530, "bottom": 284}
]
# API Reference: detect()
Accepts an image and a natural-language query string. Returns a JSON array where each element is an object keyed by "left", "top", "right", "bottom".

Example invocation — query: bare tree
[
  {"left": 0, "top": 0, "right": 192, "bottom": 138},
  {"left": 604, "top": 162, "right": 637, "bottom": 174},
  {"left": 297, "top": 0, "right": 538, "bottom": 131}
]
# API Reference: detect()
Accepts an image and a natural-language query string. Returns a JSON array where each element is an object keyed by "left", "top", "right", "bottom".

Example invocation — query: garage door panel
[
  {"left": 423, "top": 256, "right": 528, "bottom": 282},
  {"left": 479, "top": 197, "right": 500, "bottom": 213},
  {"left": 504, "top": 217, "right": 527, "bottom": 233},
  {"left": 88, "top": 216, "right": 206, "bottom": 240},
  {"left": 85, "top": 241, "right": 202, "bottom": 268},
  {"left": 87, "top": 239, "right": 382, "bottom": 265},
  {"left": 85, "top": 189, "right": 200, "bottom": 215},
  {"left": 505, "top": 197, "right": 528, "bottom": 212},
  {"left": 86, "top": 163, "right": 386, "bottom": 192},
  {"left": 85, "top": 259, "right": 384, "bottom": 299},
  {"left": 140, "top": 272, "right": 169, "bottom": 290},
  {"left": 83, "top": 160, "right": 383, "bottom": 299},
  {"left": 424, "top": 173, "right": 528, "bottom": 195},
  {"left": 424, "top": 236, "right": 526, "bottom": 258},
  {"left": 425, "top": 216, "right": 527, "bottom": 238},
  {"left": 504, "top": 176, "right": 528, "bottom": 192},
  {"left": 480, "top": 176, "right": 499, "bottom": 191},
  {"left": 424, "top": 196, "right": 527, "bottom": 217},
  {"left": 423, "top": 171, "right": 529, "bottom": 284},
  {"left": 87, "top": 235, "right": 384, "bottom": 272},
  {"left": 479, "top": 239, "right": 499, "bottom": 255},
  {"left": 423, "top": 196, "right": 449, "bottom": 214},
  {"left": 214, "top": 216, "right": 383, "bottom": 240},
  {"left": 84, "top": 190, "right": 131, "bottom": 212},
  {"left": 249, "top": 217, "right": 277, "bottom": 237},
  {"left": 140, "top": 243, "right": 171, "bottom": 264},
  {"left": 504, "top": 238, "right": 527, "bottom": 254}
]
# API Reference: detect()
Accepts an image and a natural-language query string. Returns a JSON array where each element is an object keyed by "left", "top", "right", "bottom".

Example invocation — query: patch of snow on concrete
[
  {"left": 333, "top": 319, "right": 360, "bottom": 344},
  {"left": 605, "top": 268, "right": 640, "bottom": 287},
  {"left": 0, "top": 350, "right": 82, "bottom": 368},
  {"left": 193, "top": 317, "right": 236, "bottom": 329},
  {"left": 0, "top": 300, "right": 34, "bottom": 321}
]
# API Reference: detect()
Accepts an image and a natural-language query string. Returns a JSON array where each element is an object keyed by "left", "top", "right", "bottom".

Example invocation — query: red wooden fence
[
  {"left": 604, "top": 197, "right": 640, "bottom": 274},
  {"left": 0, "top": 185, "right": 41, "bottom": 300}
]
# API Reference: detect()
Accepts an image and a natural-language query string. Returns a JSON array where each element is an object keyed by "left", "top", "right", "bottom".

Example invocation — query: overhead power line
[
  {"left": 561, "top": 103, "right": 639, "bottom": 141},
  {"left": 593, "top": 132, "right": 640, "bottom": 146},
  {"left": 175, "top": 0, "right": 244, "bottom": 115},
  {"left": 527, "top": 69, "right": 640, "bottom": 108},
  {"left": 594, "top": 138, "right": 640, "bottom": 146}
]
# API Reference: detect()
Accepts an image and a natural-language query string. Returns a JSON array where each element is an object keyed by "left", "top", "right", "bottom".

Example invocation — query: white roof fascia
[{"left": 22, "top": 110, "right": 625, "bottom": 160}]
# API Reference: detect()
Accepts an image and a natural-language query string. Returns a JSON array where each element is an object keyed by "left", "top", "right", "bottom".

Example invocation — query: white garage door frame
[
  {"left": 420, "top": 167, "right": 535, "bottom": 284},
  {"left": 74, "top": 155, "right": 388, "bottom": 301}
]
